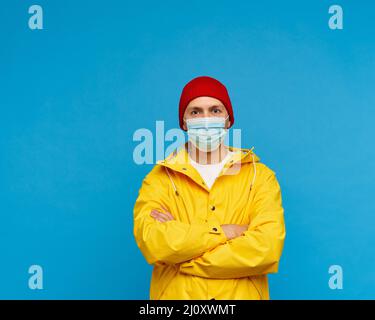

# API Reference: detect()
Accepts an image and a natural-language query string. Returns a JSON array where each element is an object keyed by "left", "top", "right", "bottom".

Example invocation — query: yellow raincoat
[{"left": 133, "top": 144, "right": 286, "bottom": 300}]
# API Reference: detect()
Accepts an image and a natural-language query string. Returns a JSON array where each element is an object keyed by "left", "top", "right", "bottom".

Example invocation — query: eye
[
  {"left": 212, "top": 108, "right": 222, "bottom": 114},
  {"left": 191, "top": 110, "right": 199, "bottom": 115}
]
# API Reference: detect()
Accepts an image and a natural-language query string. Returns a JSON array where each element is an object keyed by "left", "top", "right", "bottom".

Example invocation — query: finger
[
  {"left": 159, "top": 206, "right": 174, "bottom": 220},
  {"left": 163, "top": 211, "right": 174, "bottom": 220},
  {"left": 164, "top": 211, "right": 175, "bottom": 220},
  {"left": 150, "top": 211, "right": 160, "bottom": 218},
  {"left": 159, "top": 217, "right": 169, "bottom": 223},
  {"left": 150, "top": 214, "right": 164, "bottom": 222},
  {"left": 152, "top": 215, "right": 168, "bottom": 223},
  {"left": 150, "top": 211, "right": 166, "bottom": 222},
  {"left": 152, "top": 212, "right": 170, "bottom": 222},
  {"left": 233, "top": 225, "right": 246, "bottom": 237},
  {"left": 151, "top": 210, "right": 173, "bottom": 222},
  {"left": 151, "top": 210, "right": 169, "bottom": 219},
  {"left": 240, "top": 226, "right": 248, "bottom": 235}
]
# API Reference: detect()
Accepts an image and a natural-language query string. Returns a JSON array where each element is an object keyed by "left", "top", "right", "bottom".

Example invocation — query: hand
[
  {"left": 150, "top": 207, "right": 175, "bottom": 223},
  {"left": 221, "top": 224, "right": 249, "bottom": 240}
]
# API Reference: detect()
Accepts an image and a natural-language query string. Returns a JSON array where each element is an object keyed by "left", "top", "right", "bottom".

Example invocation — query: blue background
[{"left": 1, "top": 0, "right": 374, "bottom": 299}]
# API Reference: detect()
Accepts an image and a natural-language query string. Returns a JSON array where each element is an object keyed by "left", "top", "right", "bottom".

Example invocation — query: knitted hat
[{"left": 178, "top": 76, "right": 234, "bottom": 130}]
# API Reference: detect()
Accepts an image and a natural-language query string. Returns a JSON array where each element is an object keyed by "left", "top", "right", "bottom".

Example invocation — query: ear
[
  {"left": 182, "top": 122, "right": 187, "bottom": 131},
  {"left": 226, "top": 119, "right": 231, "bottom": 129}
]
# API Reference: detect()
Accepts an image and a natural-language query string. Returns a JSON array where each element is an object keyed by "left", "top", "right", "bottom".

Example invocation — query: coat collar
[{"left": 156, "top": 143, "right": 260, "bottom": 191}]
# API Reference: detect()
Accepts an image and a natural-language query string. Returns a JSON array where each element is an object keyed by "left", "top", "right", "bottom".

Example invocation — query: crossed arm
[
  {"left": 150, "top": 209, "right": 248, "bottom": 241},
  {"left": 133, "top": 169, "right": 286, "bottom": 278},
  {"left": 133, "top": 172, "right": 231, "bottom": 265}
]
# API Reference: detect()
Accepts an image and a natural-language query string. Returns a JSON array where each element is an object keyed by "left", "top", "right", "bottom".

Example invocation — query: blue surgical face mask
[{"left": 184, "top": 116, "right": 229, "bottom": 152}]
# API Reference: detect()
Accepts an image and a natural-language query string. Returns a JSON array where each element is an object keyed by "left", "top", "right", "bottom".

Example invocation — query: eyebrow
[{"left": 187, "top": 104, "right": 225, "bottom": 110}]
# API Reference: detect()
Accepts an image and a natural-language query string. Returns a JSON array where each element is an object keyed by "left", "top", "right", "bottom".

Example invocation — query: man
[{"left": 133, "top": 75, "right": 286, "bottom": 300}]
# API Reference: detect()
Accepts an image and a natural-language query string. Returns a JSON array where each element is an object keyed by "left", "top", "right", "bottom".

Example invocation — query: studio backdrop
[{"left": 0, "top": 0, "right": 374, "bottom": 299}]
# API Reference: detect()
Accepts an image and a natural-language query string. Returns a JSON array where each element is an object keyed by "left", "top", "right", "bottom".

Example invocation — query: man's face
[{"left": 182, "top": 96, "right": 231, "bottom": 131}]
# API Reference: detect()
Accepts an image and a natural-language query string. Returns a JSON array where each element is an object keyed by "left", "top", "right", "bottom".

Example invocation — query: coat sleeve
[
  {"left": 178, "top": 169, "right": 286, "bottom": 279},
  {"left": 133, "top": 167, "right": 228, "bottom": 266}
]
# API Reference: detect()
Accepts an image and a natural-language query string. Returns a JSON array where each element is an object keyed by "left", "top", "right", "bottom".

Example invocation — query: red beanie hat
[{"left": 179, "top": 76, "right": 234, "bottom": 130}]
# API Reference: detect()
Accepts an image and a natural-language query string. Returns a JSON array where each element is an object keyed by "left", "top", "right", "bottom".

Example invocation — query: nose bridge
[{"left": 203, "top": 107, "right": 211, "bottom": 117}]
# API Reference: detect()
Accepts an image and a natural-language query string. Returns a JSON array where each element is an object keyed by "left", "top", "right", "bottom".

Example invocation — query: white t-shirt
[{"left": 189, "top": 151, "right": 235, "bottom": 189}]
